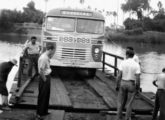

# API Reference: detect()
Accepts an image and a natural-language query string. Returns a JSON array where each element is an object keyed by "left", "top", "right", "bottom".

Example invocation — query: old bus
[{"left": 41, "top": 8, "right": 105, "bottom": 77}]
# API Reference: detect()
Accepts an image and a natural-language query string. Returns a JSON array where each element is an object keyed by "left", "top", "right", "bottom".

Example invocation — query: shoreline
[{"left": 105, "top": 31, "right": 165, "bottom": 44}]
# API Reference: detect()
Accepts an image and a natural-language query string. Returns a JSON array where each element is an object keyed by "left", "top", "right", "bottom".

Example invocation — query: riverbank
[
  {"left": 106, "top": 30, "right": 165, "bottom": 44},
  {"left": 0, "top": 28, "right": 41, "bottom": 43}
]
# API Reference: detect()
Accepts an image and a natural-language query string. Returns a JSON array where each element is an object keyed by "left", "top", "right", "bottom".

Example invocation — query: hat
[{"left": 10, "top": 59, "right": 18, "bottom": 66}]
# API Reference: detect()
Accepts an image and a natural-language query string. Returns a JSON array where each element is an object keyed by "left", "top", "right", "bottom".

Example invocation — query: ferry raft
[{"left": 0, "top": 52, "right": 155, "bottom": 120}]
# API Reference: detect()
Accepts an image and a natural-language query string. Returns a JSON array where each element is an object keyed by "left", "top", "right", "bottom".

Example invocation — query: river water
[{"left": 1, "top": 34, "right": 165, "bottom": 94}]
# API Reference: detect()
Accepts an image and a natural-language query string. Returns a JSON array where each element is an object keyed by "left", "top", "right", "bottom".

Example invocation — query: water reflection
[
  {"left": 104, "top": 41, "right": 165, "bottom": 93},
  {"left": 0, "top": 41, "right": 22, "bottom": 62}
]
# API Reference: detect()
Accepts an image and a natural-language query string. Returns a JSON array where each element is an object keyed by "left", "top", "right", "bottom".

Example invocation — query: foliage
[
  {"left": 22, "top": 1, "right": 44, "bottom": 24},
  {"left": 0, "top": 1, "right": 44, "bottom": 32},
  {"left": 123, "top": 18, "right": 142, "bottom": 30},
  {"left": 123, "top": 17, "right": 165, "bottom": 32},
  {"left": 142, "top": 17, "right": 153, "bottom": 31},
  {"left": 121, "top": 0, "right": 150, "bottom": 20},
  {"left": 124, "top": 27, "right": 143, "bottom": 35}
]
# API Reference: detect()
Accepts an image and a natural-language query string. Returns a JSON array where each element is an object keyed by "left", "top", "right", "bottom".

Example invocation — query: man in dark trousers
[
  {"left": 0, "top": 59, "right": 17, "bottom": 110},
  {"left": 152, "top": 68, "right": 165, "bottom": 120},
  {"left": 116, "top": 49, "right": 141, "bottom": 120},
  {"left": 36, "top": 44, "right": 55, "bottom": 120}
]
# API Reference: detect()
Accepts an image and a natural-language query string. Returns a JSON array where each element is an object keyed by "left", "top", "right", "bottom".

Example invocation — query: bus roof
[{"left": 46, "top": 8, "right": 105, "bottom": 21}]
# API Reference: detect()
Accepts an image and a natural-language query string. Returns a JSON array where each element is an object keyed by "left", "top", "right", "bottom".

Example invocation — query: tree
[
  {"left": 22, "top": 1, "right": 44, "bottom": 24},
  {"left": 27, "top": 1, "right": 35, "bottom": 10},
  {"left": 80, "top": 0, "right": 84, "bottom": 4},
  {"left": 121, "top": 0, "right": 151, "bottom": 20},
  {"left": 157, "top": 1, "right": 165, "bottom": 15},
  {"left": 112, "top": 11, "right": 117, "bottom": 25}
]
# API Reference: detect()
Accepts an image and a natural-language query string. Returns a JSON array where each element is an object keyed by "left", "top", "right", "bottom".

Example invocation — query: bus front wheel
[{"left": 88, "top": 68, "right": 96, "bottom": 78}]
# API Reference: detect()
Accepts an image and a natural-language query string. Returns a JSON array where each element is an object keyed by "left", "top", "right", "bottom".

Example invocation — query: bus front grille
[{"left": 61, "top": 48, "right": 87, "bottom": 60}]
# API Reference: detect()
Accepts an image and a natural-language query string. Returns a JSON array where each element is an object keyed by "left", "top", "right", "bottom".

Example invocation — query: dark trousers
[
  {"left": 0, "top": 81, "right": 8, "bottom": 96},
  {"left": 28, "top": 54, "right": 39, "bottom": 76},
  {"left": 37, "top": 75, "right": 50, "bottom": 116},
  {"left": 152, "top": 89, "right": 165, "bottom": 120}
]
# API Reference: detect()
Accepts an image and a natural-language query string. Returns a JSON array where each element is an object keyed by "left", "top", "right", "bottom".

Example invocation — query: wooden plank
[
  {"left": 22, "top": 80, "right": 39, "bottom": 97},
  {"left": 50, "top": 76, "right": 72, "bottom": 107},
  {"left": 44, "top": 110, "right": 65, "bottom": 120},
  {"left": 16, "top": 78, "right": 32, "bottom": 98},
  {"left": 9, "top": 83, "right": 18, "bottom": 94},
  {"left": 86, "top": 77, "right": 117, "bottom": 108},
  {"left": 0, "top": 109, "right": 35, "bottom": 120},
  {"left": 18, "top": 96, "right": 37, "bottom": 105},
  {"left": 138, "top": 92, "right": 154, "bottom": 106},
  {"left": 61, "top": 77, "right": 108, "bottom": 110}
]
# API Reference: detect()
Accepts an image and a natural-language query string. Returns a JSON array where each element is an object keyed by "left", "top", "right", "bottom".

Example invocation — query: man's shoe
[{"left": 1, "top": 106, "right": 11, "bottom": 111}]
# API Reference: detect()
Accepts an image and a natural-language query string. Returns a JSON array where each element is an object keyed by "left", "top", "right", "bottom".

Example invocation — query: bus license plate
[{"left": 59, "top": 36, "right": 90, "bottom": 44}]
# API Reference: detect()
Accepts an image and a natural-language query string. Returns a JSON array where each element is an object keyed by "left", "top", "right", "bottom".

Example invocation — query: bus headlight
[
  {"left": 92, "top": 45, "right": 102, "bottom": 62},
  {"left": 94, "top": 48, "right": 100, "bottom": 54}
]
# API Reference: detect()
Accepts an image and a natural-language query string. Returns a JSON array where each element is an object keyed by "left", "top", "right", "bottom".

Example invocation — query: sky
[{"left": 0, "top": 0, "right": 165, "bottom": 26}]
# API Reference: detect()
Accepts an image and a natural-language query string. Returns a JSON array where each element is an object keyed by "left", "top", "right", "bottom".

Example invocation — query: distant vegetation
[
  {"left": 104, "top": 0, "right": 165, "bottom": 43},
  {"left": 121, "top": 0, "right": 165, "bottom": 32},
  {"left": 0, "top": 1, "right": 44, "bottom": 33}
]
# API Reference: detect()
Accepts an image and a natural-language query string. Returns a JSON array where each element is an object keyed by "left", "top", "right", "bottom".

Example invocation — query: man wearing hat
[
  {"left": 23, "top": 36, "right": 41, "bottom": 78},
  {"left": 0, "top": 58, "right": 17, "bottom": 110}
]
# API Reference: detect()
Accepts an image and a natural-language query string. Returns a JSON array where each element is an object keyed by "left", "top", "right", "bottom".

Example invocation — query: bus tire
[{"left": 88, "top": 68, "right": 96, "bottom": 78}]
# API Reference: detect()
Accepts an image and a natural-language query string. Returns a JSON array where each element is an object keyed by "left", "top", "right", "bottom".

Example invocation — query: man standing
[
  {"left": 23, "top": 36, "right": 41, "bottom": 77},
  {"left": 152, "top": 68, "right": 165, "bottom": 120},
  {"left": 116, "top": 49, "right": 141, "bottom": 120},
  {"left": 36, "top": 44, "right": 55, "bottom": 119},
  {"left": 0, "top": 59, "right": 17, "bottom": 110}
]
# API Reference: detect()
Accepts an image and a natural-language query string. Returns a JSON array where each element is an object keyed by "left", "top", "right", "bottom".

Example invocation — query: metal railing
[{"left": 102, "top": 51, "right": 124, "bottom": 76}]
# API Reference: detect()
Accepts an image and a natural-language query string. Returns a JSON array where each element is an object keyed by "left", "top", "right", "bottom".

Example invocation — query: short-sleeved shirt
[
  {"left": 38, "top": 52, "right": 51, "bottom": 76},
  {"left": 119, "top": 58, "right": 141, "bottom": 81},
  {"left": 156, "top": 73, "right": 165, "bottom": 89},
  {"left": 133, "top": 55, "right": 140, "bottom": 64},
  {"left": 25, "top": 42, "right": 40, "bottom": 55},
  {"left": 125, "top": 54, "right": 140, "bottom": 63}
]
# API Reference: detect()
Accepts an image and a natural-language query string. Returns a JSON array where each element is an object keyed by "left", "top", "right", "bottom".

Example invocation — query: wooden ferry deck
[{"left": 0, "top": 52, "right": 155, "bottom": 120}]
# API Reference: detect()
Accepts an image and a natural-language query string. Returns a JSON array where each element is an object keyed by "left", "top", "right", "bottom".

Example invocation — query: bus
[{"left": 41, "top": 8, "right": 105, "bottom": 77}]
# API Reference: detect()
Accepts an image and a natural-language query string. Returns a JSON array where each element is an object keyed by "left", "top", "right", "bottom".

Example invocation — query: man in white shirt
[
  {"left": 116, "top": 49, "right": 141, "bottom": 120},
  {"left": 23, "top": 36, "right": 41, "bottom": 77},
  {"left": 36, "top": 44, "right": 55, "bottom": 119},
  {"left": 152, "top": 68, "right": 165, "bottom": 120}
]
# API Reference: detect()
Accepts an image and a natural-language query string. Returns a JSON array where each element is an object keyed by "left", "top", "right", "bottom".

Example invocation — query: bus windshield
[
  {"left": 46, "top": 17, "right": 75, "bottom": 32},
  {"left": 77, "top": 19, "right": 104, "bottom": 34},
  {"left": 46, "top": 17, "right": 104, "bottom": 34}
]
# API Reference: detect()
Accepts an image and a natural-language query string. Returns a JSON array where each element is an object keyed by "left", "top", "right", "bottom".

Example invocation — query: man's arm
[
  {"left": 116, "top": 70, "right": 122, "bottom": 91},
  {"left": 21, "top": 43, "right": 29, "bottom": 57},
  {"left": 39, "top": 68, "right": 46, "bottom": 82},
  {"left": 38, "top": 57, "right": 46, "bottom": 82},
  {"left": 153, "top": 79, "right": 158, "bottom": 87},
  {"left": 135, "top": 74, "right": 140, "bottom": 91}
]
